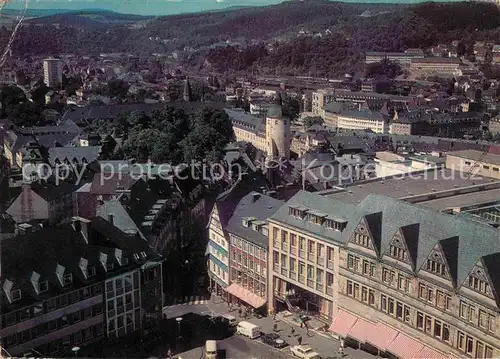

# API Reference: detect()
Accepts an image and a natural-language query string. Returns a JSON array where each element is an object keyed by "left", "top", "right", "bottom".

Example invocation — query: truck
[{"left": 290, "top": 345, "right": 321, "bottom": 359}]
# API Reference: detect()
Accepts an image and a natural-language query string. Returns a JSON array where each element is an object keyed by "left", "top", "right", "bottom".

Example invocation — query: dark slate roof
[
  {"left": 270, "top": 191, "right": 500, "bottom": 299},
  {"left": 225, "top": 109, "right": 265, "bottom": 134},
  {"left": 225, "top": 192, "right": 284, "bottom": 248},
  {"left": 1, "top": 218, "right": 160, "bottom": 313},
  {"left": 48, "top": 146, "right": 101, "bottom": 166},
  {"left": 215, "top": 172, "right": 270, "bottom": 228},
  {"left": 340, "top": 110, "right": 389, "bottom": 122}
]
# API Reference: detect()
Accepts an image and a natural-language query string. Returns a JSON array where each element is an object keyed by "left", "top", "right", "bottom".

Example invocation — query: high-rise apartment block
[{"left": 43, "top": 58, "right": 63, "bottom": 88}]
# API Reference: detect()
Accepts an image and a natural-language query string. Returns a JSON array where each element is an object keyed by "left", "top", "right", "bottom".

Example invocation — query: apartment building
[
  {"left": 43, "top": 58, "right": 64, "bottom": 88},
  {"left": 409, "top": 58, "right": 462, "bottom": 76},
  {"left": 268, "top": 191, "right": 500, "bottom": 359},
  {"left": 0, "top": 217, "right": 163, "bottom": 357},
  {"left": 225, "top": 192, "right": 284, "bottom": 312},
  {"left": 446, "top": 150, "right": 500, "bottom": 180}
]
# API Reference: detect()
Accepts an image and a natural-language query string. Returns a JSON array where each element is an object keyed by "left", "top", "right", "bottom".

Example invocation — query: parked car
[
  {"left": 261, "top": 333, "right": 288, "bottom": 349},
  {"left": 290, "top": 345, "right": 321, "bottom": 359}
]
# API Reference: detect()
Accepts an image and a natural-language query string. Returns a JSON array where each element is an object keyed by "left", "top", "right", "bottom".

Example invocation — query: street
[{"left": 165, "top": 295, "right": 378, "bottom": 359}]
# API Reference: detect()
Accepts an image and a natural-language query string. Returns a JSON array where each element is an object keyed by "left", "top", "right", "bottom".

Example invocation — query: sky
[
  {"left": 4, "top": 0, "right": 286, "bottom": 16},
  {"left": 3, "top": 0, "right": 451, "bottom": 16}
]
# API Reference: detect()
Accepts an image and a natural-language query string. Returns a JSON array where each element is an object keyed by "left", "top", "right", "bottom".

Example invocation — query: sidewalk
[{"left": 201, "top": 295, "right": 378, "bottom": 359}]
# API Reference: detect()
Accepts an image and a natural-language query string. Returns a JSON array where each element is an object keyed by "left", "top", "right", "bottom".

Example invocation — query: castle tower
[
  {"left": 183, "top": 75, "right": 193, "bottom": 102},
  {"left": 265, "top": 92, "right": 291, "bottom": 161}
]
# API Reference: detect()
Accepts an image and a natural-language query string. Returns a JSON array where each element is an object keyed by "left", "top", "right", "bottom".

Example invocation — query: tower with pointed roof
[{"left": 183, "top": 76, "right": 193, "bottom": 102}]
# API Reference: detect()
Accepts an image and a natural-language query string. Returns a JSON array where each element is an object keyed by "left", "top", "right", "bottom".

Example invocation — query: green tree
[
  {"left": 303, "top": 116, "right": 324, "bottom": 128},
  {"left": 107, "top": 79, "right": 130, "bottom": 99}
]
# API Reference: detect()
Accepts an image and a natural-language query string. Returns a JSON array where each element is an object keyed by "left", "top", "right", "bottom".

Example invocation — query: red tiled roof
[{"left": 415, "top": 345, "right": 448, "bottom": 359}]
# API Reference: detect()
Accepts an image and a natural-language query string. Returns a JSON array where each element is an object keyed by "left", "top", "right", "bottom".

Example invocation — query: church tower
[
  {"left": 183, "top": 75, "right": 193, "bottom": 102},
  {"left": 265, "top": 92, "right": 291, "bottom": 161}
]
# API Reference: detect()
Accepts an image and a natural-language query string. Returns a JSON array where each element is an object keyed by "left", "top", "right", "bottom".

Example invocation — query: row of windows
[
  {"left": 231, "top": 249, "right": 267, "bottom": 277},
  {"left": 105, "top": 272, "right": 139, "bottom": 297},
  {"left": 459, "top": 300, "right": 496, "bottom": 333},
  {"left": 457, "top": 331, "right": 494, "bottom": 358},
  {"left": 2, "top": 284, "right": 103, "bottom": 328},
  {"left": 352, "top": 232, "right": 371, "bottom": 248},
  {"left": 347, "top": 254, "right": 376, "bottom": 277},
  {"left": 2, "top": 303, "right": 103, "bottom": 348},
  {"left": 418, "top": 283, "right": 451, "bottom": 310},
  {"left": 9, "top": 274, "right": 73, "bottom": 304},
  {"left": 107, "top": 309, "right": 140, "bottom": 338},
  {"left": 274, "top": 231, "right": 334, "bottom": 268},
  {"left": 231, "top": 237, "right": 266, "bottom": 260},
  {"left": 346, "top": 280, "right": 376, "bottom": 307},
  {"left": 286, "top": 208, "right": 347, "bottom": 231},
  {"left": 230, "top": 269, "right": 267, "bottom": 298},
  {"left": 382, "top": 268, "right": 412, "bottom": 293},
  {"left": 346, "top": 279, "right": 496, "bottom": 359},
  {"left": 209, "top": 261, "right": 227, "bottom": 281},
  {"left": 426, "top": 258, "right": 447, "bottom": 277},
  {"left": 468, "top": 276, "right": 491, "bottom": 295}
]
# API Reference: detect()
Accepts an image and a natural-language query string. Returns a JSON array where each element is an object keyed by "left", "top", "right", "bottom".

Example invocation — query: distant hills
[{"left": 2, "top": 0, "right": 499, "bottom": 77}]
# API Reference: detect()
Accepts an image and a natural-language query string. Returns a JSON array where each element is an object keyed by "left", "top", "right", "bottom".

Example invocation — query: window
[
  {"left": 443, "top": 324, "right": 450, "bottom": 342},
  {"left": 468, "top": 276, "right": 490, "bottom": 295},
  {"left": 33, "top": 303, "right": 44, "bottom": 316},
  {"left": 466, "top": 336, "right": 473, "bottom": 355},
  {"left": 388, "top": 298, "right": 395, "bottom": 315},
  {"left": 347, "top": 280, "right": 353, "bottom": 296},
  {"left": 87, "top": 266, "right": 96, "bottom": 277},
  {"left": 426, "top": 259, "right": 446, "bottom": 276},
  {"left": 389, "top": 245, "right": 406, "bottom": 260},
  {"left": 457, "top": 331, "right": 465, "bottom": 351},
  {"left": 381, "top": 294, "right": 387, "bottom": 311},
  {"left": 396, "top": 302, "right": 403, "bottom": 320},
  {"left": 460, "top": 301, "right": 475, "bottom": 323},
  {"left": 353, "top": 232, "right": 370, "bottom": 247},
  {"left": 361, "top": 287, "right": 368, "bottom": 303},
  {"left": 354, "top": 283, "right": 360, "bottom": 299},
  {"left": 418, "top": 283, "right": 426, "bottom": 299},
  {"left": 417, "top": 312, "right": 424, "bottom": 330},
  {"left": 427, "top": 288, "right": 434, "bottom": 303},
  {"left": 63, "top": 273, "right": 73, "bottom": 286},
  {"left": 434, "top": 320, "right": 442, "bottom": 338},
  {"left": 38, "top": 281, "right": 49, "bottom": 293},
  {"left": 60, "top": 316, "right": 69, "bottom": 327},
  {"left": 476, "top": 342, "right": 484, "bottom": 359},
  {"left": 368, "top": 289, "right": 375, "bottom": 306},
  {"left": 485, "top": 346, "right": 494, "bottom": 358},
  {"left": 382, "top": 267, "right": 394, "bottom": 284},
  {"left": 11, "top": 289, "right": 21, "bottom": 302},
  {"left": 347, "top": 254, "right": 354, "bottom": 269},
  {"left": 479, "top": 310, "right": 489, "bottom": 329},
  {"left": 425, "top": 315, "right": 432, "bottom": 334}
]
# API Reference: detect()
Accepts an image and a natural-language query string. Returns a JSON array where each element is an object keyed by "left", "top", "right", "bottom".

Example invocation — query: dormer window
[
  {"left": 325, "top": 218, "right": 347, "bottom": 231},
  {"left": 106, "top": 262, "right": 114, "bottom": 271},
  {"left": 140, "top": 251, "right": 147, "bottom": 259},
  {"left": 88, "top": 266, "right": 96, "bottom": 278},
  {"left": 38, "top": 281, "right": 49, "bottom": 293},
  {"left": 121, "top": 257, "right": 129, "bottom": 266},
  {"left": 11, "top": 289, "right": 21, "bottom": 302},
  {"left": 308, "top": 211, "right": 326, "bottom": 225},
  {"left": 289, "top": 205, "right": 307, "bottom": 219},
  {"left": 63, "top": 273, "right": 73, "bottom": 286},
  {"left": 133, "top": 253, "right": 140, "bottom": 260}
]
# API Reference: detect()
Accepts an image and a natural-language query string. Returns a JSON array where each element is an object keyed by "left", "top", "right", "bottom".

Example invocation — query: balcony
[
  {"left": 326, "top": 286, "right": 334, "bottom": 296},
  {"left": 298, "top": 275, "right": 305, "bottom": 284},
  {"left": 307, "top": 279, "right": 314, "bottom": 288},
  {"left": 299, "top": 250, "right": 305, "bottom": 259},
  {"left": 327, "top": 260, "right": 334, "bottom": 270}
]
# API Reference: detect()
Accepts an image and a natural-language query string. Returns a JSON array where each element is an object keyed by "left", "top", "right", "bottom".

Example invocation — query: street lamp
[
  {"left": 71, "top": 346, "right": 80, "bottom": 359},
  {"left": 176, "top": 317, "right": 183, "bottom": 339}
]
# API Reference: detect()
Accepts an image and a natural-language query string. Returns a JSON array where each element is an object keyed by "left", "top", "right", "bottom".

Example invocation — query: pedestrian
[
  {"left": 273, "top": 323, "right": 278, "bottom": 332},
  {"left": 167, "top": 348, "right": 172, "bottom": 358},
  {"left": 273, "top": 311, "right": 276, "bottom": 320},
  {"left": 291, "top": 327, "right": 295, "bottom": 336},
  {"left": 238, "top": 307, "right": 242, "bottom": 318},
  {"left": 297, "top": 336, "right": 302, "bottom": 345}
]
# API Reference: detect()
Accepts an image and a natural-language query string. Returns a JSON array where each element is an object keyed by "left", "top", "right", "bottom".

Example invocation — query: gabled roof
[
  {"left": 48, "top": 146, "right": 101, "bottom": 166},
  {"left": 226, "top": 192, "right": 284, "bottom": 248},
  {"left": 270, "top": 191, "right": 500, "bottom": 301}
]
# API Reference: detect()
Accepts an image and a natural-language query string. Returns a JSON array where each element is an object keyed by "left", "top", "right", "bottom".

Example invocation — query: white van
[
  {"left": 236, "top": 321, "right": 261, "bottom": 339},
  {"left": 220, "top": 314, "right": 237, "bottom": 326},
  {"left": 205, "top": 340, "right": 217, "bottom": 359}
]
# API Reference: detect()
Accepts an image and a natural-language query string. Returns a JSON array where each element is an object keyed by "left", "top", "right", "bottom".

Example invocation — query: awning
[
  {"left": 347, "top": 318, "right": 376, "bottom": 343},
  {"left": 415, "top": 346, "right": 448, "bottom": 359},
  {"left": 366, "top": 322, "right": 398, "bottom": 351},
  {"left": 226, "top": 283, "right": 266, "bottom": 308},
  {"left": 328, "top": 309, "right": 358, "bottom": 337},
  {"left": 387, "top": 333, "right": 424, "bottom": 359}
]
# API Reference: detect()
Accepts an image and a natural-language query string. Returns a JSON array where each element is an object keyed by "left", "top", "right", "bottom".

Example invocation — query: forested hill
[{"left": 2, "top": 0, "right": 499, "bottom": 76}]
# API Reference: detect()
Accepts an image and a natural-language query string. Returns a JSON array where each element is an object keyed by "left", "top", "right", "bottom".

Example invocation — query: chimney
[
  {"left": 108, "top": 214, "right": 114, "bottom": 225},
  {"left": 252, "top": 193, "right": 261, "bottom": 203}
]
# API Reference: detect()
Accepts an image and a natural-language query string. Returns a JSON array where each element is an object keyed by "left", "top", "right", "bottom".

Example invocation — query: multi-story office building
[
  {"left": 225, "top": 192, "right": 284, "bottom": 312},
  {"left": 337, "top": 110, "right": 391, "bottom": 134},
  {"left": 43, "top": 58, "right": 63, "bottom": 88},
  {"left": 268, "top": 191, "right": 500, "bottom": 358},
  {"left": 0, "top": 217, "right": 163, "bottom": 357}
]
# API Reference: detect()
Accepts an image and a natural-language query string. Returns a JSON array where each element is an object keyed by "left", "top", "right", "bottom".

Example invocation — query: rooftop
[
  {"left": 319, "top": 168, "right": 498, "bottom": 210},
  {"left": 447, "top": 150, "right": 500, "bottom": 166}
]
